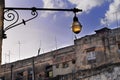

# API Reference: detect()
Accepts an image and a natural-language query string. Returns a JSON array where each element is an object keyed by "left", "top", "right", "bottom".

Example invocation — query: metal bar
[
  {"left": 4, "top": 7, "right": 82, "bottom": 12},
  {"left": 10, "top": 65, "right": 13, "bottom": 80},
  {"left": 32, "top": 57, "right": 35, "bottom": 80}
]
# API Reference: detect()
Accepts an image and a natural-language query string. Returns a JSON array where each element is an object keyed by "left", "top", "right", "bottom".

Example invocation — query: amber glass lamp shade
[{"left": 72, "top": 16, "right": 82, "bottom": 34}]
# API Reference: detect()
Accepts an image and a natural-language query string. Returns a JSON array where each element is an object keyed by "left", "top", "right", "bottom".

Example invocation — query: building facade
[{"left": 1, "top": 27, "right": 120, "bottom": 80}]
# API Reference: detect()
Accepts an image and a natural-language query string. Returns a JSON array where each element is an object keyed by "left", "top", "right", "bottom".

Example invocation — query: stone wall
[
  {"left": 78, "top": 64, "right": 120, "bottom": 80},
  {"left": 53, "top": 45, "right": 75, "bottom": 77},
  {"left": 1, "top": 27, "right": 120, "bottom": 80},
  {"left": 75, "top": 27, "right": 120, "bottom": 70}
]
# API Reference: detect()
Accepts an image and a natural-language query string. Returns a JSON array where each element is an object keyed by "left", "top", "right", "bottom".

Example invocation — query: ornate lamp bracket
[
  {"left": 3, "top": 7, "right": 82, "bottom": 39},
  {"left": 3, "top": 7, "right": 38, "bottom": 39}
]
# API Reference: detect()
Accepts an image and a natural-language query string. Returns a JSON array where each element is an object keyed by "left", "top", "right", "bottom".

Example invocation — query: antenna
[
  {"left": 103, "top": 17, "right": 109, "bottom": 27},
  {"left": 38, "top": 40, "right": 41, "bottom": 55},
  {"left": 5, "top": 51, "right": 11, "bottom": 63},
  {"left": 18, "top": 41, "right": 21, "bottom": 60},
  {"left": 38, "top": 41, "right": 41, "bottom": 55},
  {"left": 38, "top": 48, "right": 41, "bottom": 55},
  {"left": 112, "top": 11, "right": 120, "bottom": 27},
  {"left": 42, "top": 48, "right": 44, "bottom": 54},
  {"left": 8, "top": 50, "right": 10, "bottom": 63},
  {"left": 55, "top": 36, "right": 58, "bottom": 50},
  {"left": 115, "top": 11, "right": 119, "bottom": 27},
  {"left": 74, "top": 35, "right": 77, "bottom": 40},
  {"left": 5, "top": 53, "right": 6, "bottom": 64}
]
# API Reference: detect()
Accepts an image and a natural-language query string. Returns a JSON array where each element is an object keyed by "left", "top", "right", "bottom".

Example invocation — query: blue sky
[{"left": 2, "top": 0, "right": 120, "bottom": 64}]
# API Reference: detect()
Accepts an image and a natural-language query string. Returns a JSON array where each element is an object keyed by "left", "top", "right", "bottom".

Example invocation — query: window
[
  {"left": 117, "top": 35, "right": 120, "bottom": 41},
  {"left": 62, "top": 62, "right": 69, "bottom": 68},
  {"left": 0, "top": 77, "right": 4, "bottom": 80},
  {"left": 118, "top": 44, "right": 120, "bottom": 50},
  {"left": 56, "top": 64, "right": 59, "bottom": 68},
  {"left": 55, "top": 56, "right": 63, "bottom": 62},
  {"left": 49, "top": 71, "right": 53, "bottom": 77},
  {"left": 86, "top": 47, "right": 96, "bottom": 64},
  {"left": 28, "top": 69, "right": 33, "bottom": 80},
  {"left": 16, "top": 72, "right": 24, "bottom": 80},
  {"left": 87, "top": 51, "right": 96, "bottom": 61},
  {"left": 72, "top": 59, "right": 76, "bottom": 64},
  {"left": 117, "top": 44, "right": 120, "bottom": 59}
]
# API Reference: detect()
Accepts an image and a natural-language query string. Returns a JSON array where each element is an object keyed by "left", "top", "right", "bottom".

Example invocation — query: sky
[{"left": 2, "top": 0, "right": 120, "bottom": 64}]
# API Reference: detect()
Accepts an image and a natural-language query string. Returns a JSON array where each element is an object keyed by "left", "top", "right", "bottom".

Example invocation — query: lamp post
[
  {"left": 10, "top": 64, "right": 14, "bottom": 80},
  {"left": 3, "top": 7, "right": 83, "bottom": 39},
  {"left": 32, "top": 57, "right": 35, "bottom": 80}
]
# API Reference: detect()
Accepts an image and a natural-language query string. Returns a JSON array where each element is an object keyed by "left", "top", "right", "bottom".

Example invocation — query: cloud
[
  {"left": 41, "top": 0, "right": 105, "bottom": 17},
  {"left": 101, "top": 0, "right": 120, "bottom": 25},
  {"left": 41, "top": 0, "right": 67, "bottom": 17},
  {"left": 42, "top": 0, "right": 65, "bottom": 8},
  {"left": 68, "top": 0, "right": 104, "bottom": 13}
]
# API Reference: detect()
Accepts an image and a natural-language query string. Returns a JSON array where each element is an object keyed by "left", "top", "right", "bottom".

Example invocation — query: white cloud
[
  {"left": 41, "top": 0, "right": 67, "bottom": 17},
  {"left": 101, "top": 0, "right": 120, "bottom": 25},
  {"left": 41, "top": 0, "right": 105, "bottom": 17},
  {"left": 42, "top": 0, "right": 65, "bottom": 8},
  {"left": 68, "top": 0, "right": 104, "bottom": 13}
]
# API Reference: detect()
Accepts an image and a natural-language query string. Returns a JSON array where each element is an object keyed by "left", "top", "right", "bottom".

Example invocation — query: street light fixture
[
  {"left": 3, "top": 7, "right": 82, "bottom": 39},
  {"left": 72, "top": 13, "right": 82, "bottom": 34},
  {"left": 2, "top": 7, "right": 83, "bottom": 80}
]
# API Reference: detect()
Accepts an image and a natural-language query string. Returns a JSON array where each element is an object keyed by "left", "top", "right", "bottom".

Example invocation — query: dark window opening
[
  {"left": 118, "top": 44, "right": 120, "bottom": 49},
  {"left": 15, "top": 72, "right": 24, "bottom": 80},
  {"left": 0, "top": 77, "right": 5, "bottom": 80},
  {"left": 72, "top": 59, "right": 76, "bottom": 64},
  {"left": 28, "top": 70, "right": 33, "bottom": 80},
  {"left": 45, "top": 65, "right": 53, "bottom": 78},
  {"left": 56, "top": 64, "right": 59, "bottom": 68},
  {"left": 62, "top": 62, "right": 69, "bottom": 68}
]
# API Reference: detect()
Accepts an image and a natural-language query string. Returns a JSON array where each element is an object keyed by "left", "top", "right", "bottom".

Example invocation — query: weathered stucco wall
[
  {"left": 1, "top": 27, "right": 120, "bottom": 80},
  {"left": 81, "top": 66, "right": 120, "bottom": 80},
  {"left": 75, "top": 28, "right": 120, "bottom": 70}
]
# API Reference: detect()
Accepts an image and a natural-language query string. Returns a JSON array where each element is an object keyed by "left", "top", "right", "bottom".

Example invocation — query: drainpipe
[
  {"left": 32, "top": 57, "right": 35, "bottom": 80},
  {"left": 10, "top": 65, "right": 14, "bottom": 80}
]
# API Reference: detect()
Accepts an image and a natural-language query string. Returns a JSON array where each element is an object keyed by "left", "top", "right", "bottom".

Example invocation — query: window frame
[{"left": 62, "top": 62, "right": 69, "bottom": 68}]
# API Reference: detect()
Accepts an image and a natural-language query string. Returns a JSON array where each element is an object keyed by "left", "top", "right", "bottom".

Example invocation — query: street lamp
[
  {"left": 3, "top": 7, "right": 82, "bottom": 39},
  {"left": 72, "top": 13, "right": 82, "bottom": 34}
]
